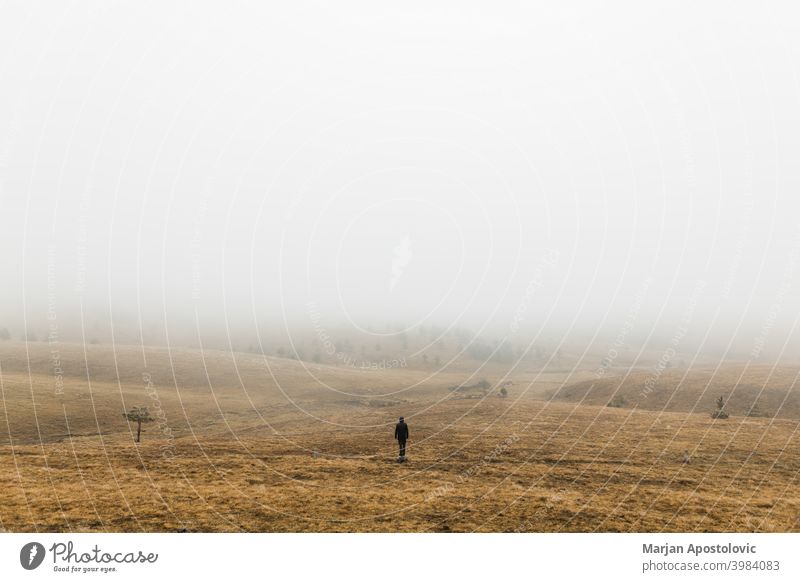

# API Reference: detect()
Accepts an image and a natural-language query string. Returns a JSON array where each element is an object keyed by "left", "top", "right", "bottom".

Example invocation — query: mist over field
[
  {"left": 0, "top": 2, "right": 799, "bottom": 362},
  {"left": 3, "top": 1, "right": 800, "bottom": 536}
]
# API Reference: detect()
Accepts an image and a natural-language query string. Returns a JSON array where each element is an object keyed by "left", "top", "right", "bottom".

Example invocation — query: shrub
[
  {"left": 746, "top": 400, "right": 766, "bottom": 418},
  {"left": 711, "top": 395, "right": 729, "bottom": 419},
  {"left": 607, "top": 394, "right": 626, "bottom": 408}
]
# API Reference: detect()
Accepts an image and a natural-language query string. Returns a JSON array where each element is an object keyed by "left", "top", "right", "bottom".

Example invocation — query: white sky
[{"left": 1, "top": 2, "right": 800, "bottom": 356}]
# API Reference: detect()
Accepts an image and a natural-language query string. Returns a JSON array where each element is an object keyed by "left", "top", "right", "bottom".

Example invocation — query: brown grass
[
  {"left": 1, "top": 342, "right": 799, "bottom": 532},
  {"left": 553, "top": 365, "right": 800, "bottom": 419}
]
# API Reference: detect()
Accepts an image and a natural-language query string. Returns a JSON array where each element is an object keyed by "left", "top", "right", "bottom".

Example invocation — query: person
[{"left": 394, "top": 416, "right": 409, "bottom": 461}]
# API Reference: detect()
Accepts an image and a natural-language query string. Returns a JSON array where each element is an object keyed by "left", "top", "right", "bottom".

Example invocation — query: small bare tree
[{"left": 123, "top": 406, "right": 154, "bottom": 442}]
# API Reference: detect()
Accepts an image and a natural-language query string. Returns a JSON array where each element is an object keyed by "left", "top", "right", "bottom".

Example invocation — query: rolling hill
[{"left": 551, "top": 365, "right": 800, "bottom": 420}]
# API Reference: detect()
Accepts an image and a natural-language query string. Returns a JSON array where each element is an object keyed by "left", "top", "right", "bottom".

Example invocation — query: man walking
[{"left": 394, "top": 416, "right": 409, "bottom": 462}]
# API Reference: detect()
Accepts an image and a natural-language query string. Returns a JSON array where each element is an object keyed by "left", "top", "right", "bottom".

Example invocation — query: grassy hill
[
  {"left": 0, "top": 341, "right": 476, "bottom": 446},
  {"left": 1, "top": 342, "right": 799, "bottom": 532},
  {"left": 551, "top": 365, "right": 800, "bottom": 420}
]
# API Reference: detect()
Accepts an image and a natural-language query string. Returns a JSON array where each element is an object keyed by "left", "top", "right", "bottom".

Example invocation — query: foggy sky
[{"left": 2, "top": 2, "right": 800, "bottom": 358}]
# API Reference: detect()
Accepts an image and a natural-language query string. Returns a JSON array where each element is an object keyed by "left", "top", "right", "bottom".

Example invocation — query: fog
[{"left": 2, "top": 2, "right": 800, "bottom": 360}]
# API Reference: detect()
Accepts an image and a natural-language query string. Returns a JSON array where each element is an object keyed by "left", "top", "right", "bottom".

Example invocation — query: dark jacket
[{"left": 394, "top": 421, "right": 409, "bottom": 442}]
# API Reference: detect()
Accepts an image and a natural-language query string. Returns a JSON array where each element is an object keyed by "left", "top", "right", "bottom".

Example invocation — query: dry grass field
[
  {"left": 553, "top": 365, "right": 800, "bottom": 418},
  {"left": 1, "top": 341, "right": 799, "bottom": 532}
]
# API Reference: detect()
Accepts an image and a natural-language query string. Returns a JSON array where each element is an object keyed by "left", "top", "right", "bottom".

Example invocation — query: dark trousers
[{"left": 398, "top": 440, "right": 406, "bottom": 457}]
